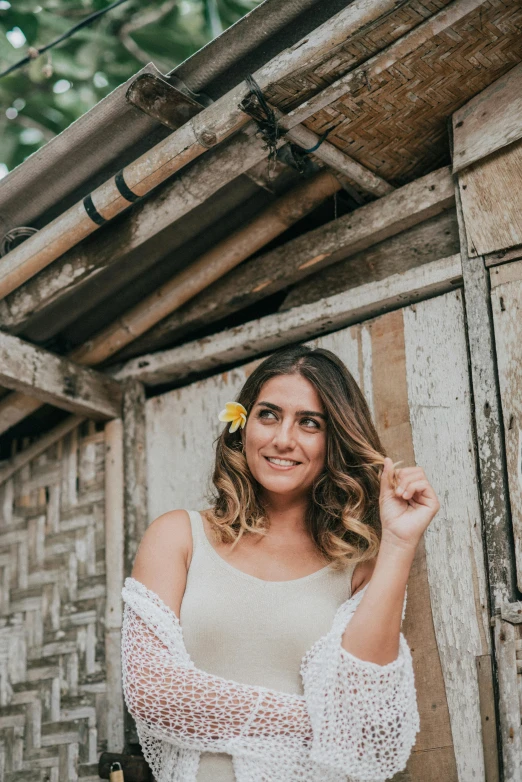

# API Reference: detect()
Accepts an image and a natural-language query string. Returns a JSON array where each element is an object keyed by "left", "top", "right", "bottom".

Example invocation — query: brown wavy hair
[{"left": 206, "top": 344, "right": 400, "bottom": 569}]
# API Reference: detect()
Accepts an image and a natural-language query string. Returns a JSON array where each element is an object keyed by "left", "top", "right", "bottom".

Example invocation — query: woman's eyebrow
[{"left": 256, "top": 401, "right": 326, "bottom": 420}]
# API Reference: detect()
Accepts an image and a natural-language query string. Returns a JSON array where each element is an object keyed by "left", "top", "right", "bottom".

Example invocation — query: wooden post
[
  {"left": 455, "top": 182, "right": 520, "bottom": 780},
  {"left": 122, "top": 379, "right": 148, "bottom": 752},
  {"left": 104, "top": 418, "right": 125, "bottom": 753}
]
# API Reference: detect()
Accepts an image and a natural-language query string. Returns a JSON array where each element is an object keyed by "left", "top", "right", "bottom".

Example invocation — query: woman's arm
[{"left": 343, "top": 457, "right": 439, "bottom": 664}]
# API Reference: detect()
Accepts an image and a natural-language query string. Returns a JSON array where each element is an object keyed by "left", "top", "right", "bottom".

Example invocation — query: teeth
[{"left": 267, "top": 457, "right": 299, "bottom": 466}]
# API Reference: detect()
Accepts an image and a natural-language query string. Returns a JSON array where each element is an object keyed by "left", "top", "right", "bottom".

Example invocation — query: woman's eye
[
  {"left": 259, "top": 409, "right": 276, "bottom": 420},
  {"left": 302, "top": 418, "right": 320, "bottom": 429}
]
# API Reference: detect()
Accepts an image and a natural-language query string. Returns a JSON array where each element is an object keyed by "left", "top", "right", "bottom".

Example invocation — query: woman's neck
[{"left": 262, "top": 493, "right": 309, "bottom": 536}]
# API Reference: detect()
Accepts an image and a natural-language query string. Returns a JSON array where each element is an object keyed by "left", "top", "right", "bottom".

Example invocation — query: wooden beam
[
  {"left": 281, "top": 209, "right": 459, "bottom": 311},
  {"left": 0, "top": 331, "right": 122, "bottom": 419},
  {"left": 0, "top": 0, "right": 483, "bottom": 306},
  {"left": 104, "top": 417, "right": 125, "bottom": 752},
  {"left": 0, "top": 169, "right": 342, "bottom": 434},
  {"left": 122, "top": 378, "right": 148, "bottom": 580},
  {"left": 112, "top": 254, "right": 462, "bottom": 386},
  {"left": 282, "top": 121, "right": 393, "bottom": 198},
  {"left": 489, "top": 259, "right": 522, "bottom": 589},
  {"left": 0, "top": 123, "right": 394, "bottom": 336},
  {"left": 0, "top": 415, "right": 85, "bottom": 486},
  {"left": 493, "top": 617, "right": 522, "bottom": 780},
  {"left": 115, "top": 167, "right": 455, "bottom": 360}
]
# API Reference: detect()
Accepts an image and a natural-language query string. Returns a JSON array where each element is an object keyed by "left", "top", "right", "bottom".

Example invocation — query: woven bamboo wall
[{"left": 0, "top": 422, "right": 108, "bottom": 782}]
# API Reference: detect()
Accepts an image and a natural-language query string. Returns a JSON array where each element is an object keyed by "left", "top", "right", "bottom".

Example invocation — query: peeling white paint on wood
[
  {"left": 493, "top": 617, "right": 522, "bottom": 781},
  {"left": 452, "top": 63, "right": 522, "bottom": 173},
  {"left": 146, "top": 366, "right": 253, "bottom": 520},
  {"left": 490, "top": 261, "right": 522, "bottom": 590},
  {"left": 403, "top": 290, "right": 490, "bottom": 782},
  {"left": 307, "top": 327, "right": 361, "bottom": 383}
]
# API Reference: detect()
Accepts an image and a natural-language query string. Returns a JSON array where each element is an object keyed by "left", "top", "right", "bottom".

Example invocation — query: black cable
[
  {"left": 240, "top": 73, "right": 282, "bottom": 167},
  {"left": 0, "top": 0, "right": 131, "bottom": 80}
]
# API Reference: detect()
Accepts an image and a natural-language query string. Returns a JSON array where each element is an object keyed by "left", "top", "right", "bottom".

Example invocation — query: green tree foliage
[{"left": 0, "top": 0, "right": 261, "bottom": 175}]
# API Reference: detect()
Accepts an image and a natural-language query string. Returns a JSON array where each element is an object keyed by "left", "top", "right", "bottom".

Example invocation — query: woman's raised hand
[{"left": 378, "top": 457, "right": 440, "bottom": 552}]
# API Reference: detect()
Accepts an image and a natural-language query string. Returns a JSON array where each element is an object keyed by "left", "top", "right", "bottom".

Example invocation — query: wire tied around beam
[
  {"left": 241, "top": 74, "right": 335, "bottom": 179},
  {"left": 240, "top": 74, "right": 282, "bottom": 174}
]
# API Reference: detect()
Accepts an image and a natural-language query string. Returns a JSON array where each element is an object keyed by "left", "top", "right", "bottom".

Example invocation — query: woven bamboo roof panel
[
  {"left": 267, "top": 0, "right": 456, "bottom": 111},
  {"left": 269, "top": 0, "right": 522, "bottom": 185}
]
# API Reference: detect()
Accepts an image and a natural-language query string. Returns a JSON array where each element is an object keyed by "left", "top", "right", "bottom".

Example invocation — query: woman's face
[{"left": 243, "top": 373, "right": 327, "bottom": 500}]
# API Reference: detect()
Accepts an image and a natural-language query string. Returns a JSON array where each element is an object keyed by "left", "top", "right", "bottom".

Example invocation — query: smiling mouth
[{"left": 264, "top": 456, "right": 301, "bottom": 467}]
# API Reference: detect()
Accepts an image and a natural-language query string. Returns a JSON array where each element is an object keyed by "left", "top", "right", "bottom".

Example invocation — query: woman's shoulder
[
  {"left": 131, "top": 510, "right": 195, "bottom": 612},
  {"left": 144, "top": 508, "right": 193, "bottom": 549}
]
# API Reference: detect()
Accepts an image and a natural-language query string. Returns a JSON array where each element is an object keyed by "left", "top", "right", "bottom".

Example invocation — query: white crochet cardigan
[{"left": 121, "top": 577, "right": 420, "bottom": 782}]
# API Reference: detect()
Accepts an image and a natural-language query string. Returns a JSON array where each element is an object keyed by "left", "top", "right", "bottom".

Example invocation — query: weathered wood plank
[
  {"left": 0, "top": 331, "right": 122, "bottom": 420},
  {"left": 493, "top": 617, "right": 522, "bottom": 781},
  {"left": 485, "top": 246, "right": 522, "bottom": 269},
  {"left": 122, "top": 381, "right": 148, "bottom": 578},
  {"left": 115, "top": 167, "right": 455, "bottom": 360},
  {"left": 476, "top": 655, "right": 501, "bottom": 782},
  {"left": 490, "top": 260, "right": 522, "bottom": 590},
  {"left": 370, "top": 308, "right": 458, "bottom": 781},
  {"left": 458, "top": 138, "right": 522, "bottom": 257},
  {"left": 455, "top": 182, "right": 520, "bottom": 777},
  {"left": 104, "top": 418, "right": 125, "bottom": 752},
  {"left": 455, "top": 186, "right": 517, "bottom": 612},
  {"left": 113, "top": 254, "right": 462, "bottom": 387},
  {"left": 404, "top": 290, "right": 494, "bottom": 781},
  {"left": 282, "top": 210, "right": 459, "bottom": 312},
  {"left": 452, "top": 63, "right": 522, "bottom": 172}
]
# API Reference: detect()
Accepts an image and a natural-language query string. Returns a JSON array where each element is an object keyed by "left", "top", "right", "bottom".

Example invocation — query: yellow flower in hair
[{"left": 218, "top": 402, "right": 248, "bottom": 433}]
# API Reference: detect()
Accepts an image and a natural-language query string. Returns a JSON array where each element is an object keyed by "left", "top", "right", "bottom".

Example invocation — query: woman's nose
[{"left": 272, "top": 420, "right": 295, "bottom": 449}]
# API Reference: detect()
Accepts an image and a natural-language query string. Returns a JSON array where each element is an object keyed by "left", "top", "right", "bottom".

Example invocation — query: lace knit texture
[{"left": 121, "top": 577, "right": 420, "bottom": 782}]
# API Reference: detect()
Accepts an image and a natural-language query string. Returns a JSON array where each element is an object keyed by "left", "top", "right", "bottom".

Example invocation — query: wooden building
[{"left": 0, "top": 0, "right": 521, "bottom": 779}]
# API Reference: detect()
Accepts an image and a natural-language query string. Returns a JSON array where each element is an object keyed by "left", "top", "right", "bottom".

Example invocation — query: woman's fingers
[{"left": 396, "top": 478, "right": 439, "bottom": 506}]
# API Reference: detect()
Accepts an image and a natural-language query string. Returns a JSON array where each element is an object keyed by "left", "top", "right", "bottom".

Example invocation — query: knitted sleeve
[
  {"left": 121, "top": 578, "right": 312, "bottom": 758},
  {"left": 301, "top": 582, "right": 420, "bottom": 782}
]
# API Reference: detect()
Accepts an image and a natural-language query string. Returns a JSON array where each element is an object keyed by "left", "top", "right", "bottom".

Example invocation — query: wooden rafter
[
  {"left": 0, "top": 331, "right": 122, "bottom": 420},
  {"left": 111, "top": 254, "right": 462, "bottom": 387}
]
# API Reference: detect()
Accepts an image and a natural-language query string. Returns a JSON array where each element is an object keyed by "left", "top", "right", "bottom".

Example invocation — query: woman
[{"left": 122, "top": 344, "right": 439, "bottom": 782}]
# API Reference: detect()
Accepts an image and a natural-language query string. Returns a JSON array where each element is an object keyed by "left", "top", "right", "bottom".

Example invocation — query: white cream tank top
[{"left": 179, "top": 510, "right": 356, "bottom": 782}]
